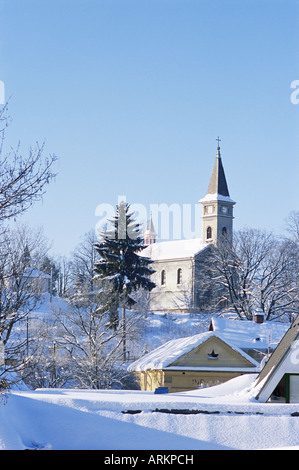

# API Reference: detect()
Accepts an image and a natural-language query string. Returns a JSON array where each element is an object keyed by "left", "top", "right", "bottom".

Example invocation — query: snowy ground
[
  {"left": 1, "top": 298, "right": 298, "bottom": 450},
  {"left": 1, "top": 374, "right": 299, "bottom": 450}
]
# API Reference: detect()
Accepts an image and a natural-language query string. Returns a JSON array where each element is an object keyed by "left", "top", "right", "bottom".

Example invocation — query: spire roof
[
  {"left": 144, "top": 213, "right": 156, "bottom": 236},
  {"left": 206, "top": 143, "right": 230, "bottom": 197},
  {"left": 144, "top": 213, "right": 157, "bottom": 246}
]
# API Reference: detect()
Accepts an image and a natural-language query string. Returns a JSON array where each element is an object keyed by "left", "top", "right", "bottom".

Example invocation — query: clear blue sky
[{"left": 1, "top": 0, "right": 298, "bottom": 256}]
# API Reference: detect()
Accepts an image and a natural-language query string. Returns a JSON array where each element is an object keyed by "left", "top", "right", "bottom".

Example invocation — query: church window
[
  {"left": 206, "top": 226, "right": 212, "bottom": 240},
  {"left": 222, "top": 227, "right": 227, "bottom": 237},
  {"left": 205, "top": 205, "right": 215, "bottom": 214},
  {"left": 177, "top": 268, "right": 182, "bottom": 285},
  {"left": 161, "top": 270, "right": 166, "bottom": 286}
]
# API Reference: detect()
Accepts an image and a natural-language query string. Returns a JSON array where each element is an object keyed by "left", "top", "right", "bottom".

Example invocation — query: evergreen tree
[{"left": 93, "top": 201, "right": 155, "bottom": 360}]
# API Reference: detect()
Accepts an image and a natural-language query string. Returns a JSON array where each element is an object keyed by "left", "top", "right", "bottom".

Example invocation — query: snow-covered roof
[
  {"left": 23, "top": 267, "right": 51, "bottom": 279},
  {"left": 210, "top": 318, "right": 290, "bottom": 352},
  {"left": 128, "top": 331, "right": 259, "bottom": 372},
  {"left": 199, "top": 193, "right": 236, "bottom": 204},
  {"left": 141, "top": 238, "right": 207, "bottom": 261}
]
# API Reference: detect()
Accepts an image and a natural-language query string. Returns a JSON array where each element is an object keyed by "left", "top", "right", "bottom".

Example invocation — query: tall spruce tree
[{"left": 93, "top": 201, "right": 155, "bottom": 360}]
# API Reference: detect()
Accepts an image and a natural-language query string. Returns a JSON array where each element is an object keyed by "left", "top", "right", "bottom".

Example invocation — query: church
[{"left": 142, "top": 141, "right": 236, "bottom": 313}]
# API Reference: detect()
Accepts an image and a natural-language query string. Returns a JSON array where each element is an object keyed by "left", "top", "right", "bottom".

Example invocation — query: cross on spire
[{"left": 216, "top": 136, "right": 221, "bottom": 148}]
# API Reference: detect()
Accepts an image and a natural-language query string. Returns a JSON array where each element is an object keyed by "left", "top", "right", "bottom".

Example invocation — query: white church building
[{"left": 142, "top": 142, "right": 236, "bottom": 313}]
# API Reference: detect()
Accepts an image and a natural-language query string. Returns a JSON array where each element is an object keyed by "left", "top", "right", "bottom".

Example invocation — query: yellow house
[{"left": 128, "top": 332, "right": 260, "bottom": 393}]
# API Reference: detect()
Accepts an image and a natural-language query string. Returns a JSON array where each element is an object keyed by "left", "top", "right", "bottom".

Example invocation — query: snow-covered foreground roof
[
  {"left": 128, "top": 331, "right": 259, "bottom": 372},
  {"left": 211, "top": 317, "right": 290, "bottom": 351},
  {"left": 141, "top": 237, "right": 207, "bottom": 261},
  {"left": 2, "top": 375, "right": 299, "bottom": 450}
]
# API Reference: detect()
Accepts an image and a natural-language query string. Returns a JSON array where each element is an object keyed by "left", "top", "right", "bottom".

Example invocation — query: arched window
[
  {"left": 177, "top": 268, "right": 182, "bottom": 285},
  {"left": 161, "top": 269, "right": 166, "bottom": 286},
  {"left": 222, "top": 227, "right": 227, "bottom": 237},
  {"left": 206, "top": 226, "right": 212, "bottom": 240}
]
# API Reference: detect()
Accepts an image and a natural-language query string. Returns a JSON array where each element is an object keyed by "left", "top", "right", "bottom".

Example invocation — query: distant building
[
  {"left": 21, "top": 267, "right": 51, "bottom": 294},
  {"left": 128, "top": 331, "right": 259, "bottom": 393},
  {"left": 142, "top": 141, "right": 236, "bottom": 312}
]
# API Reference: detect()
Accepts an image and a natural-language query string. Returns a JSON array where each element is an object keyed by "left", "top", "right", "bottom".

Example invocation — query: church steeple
[
  {"left": 199, "top": 139, "right": 236, "bottom": 245},
  {"left": 207, "top": 141, "right": 230, "bottom": 197},
  {"left": 144, "top": 213, "right": 157, "bottom": 246}
]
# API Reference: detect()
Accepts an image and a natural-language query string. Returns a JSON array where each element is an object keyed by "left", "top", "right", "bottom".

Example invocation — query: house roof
[
  {"left": 255, "top": 318, "right": 299, "bottom": 397},
  {"left": 210, "top": 318, "right": 290, "bottom": 352},
  {"left": 128, "top": 331, "right": 260, "bottom": 372},
  {"left": 141, "top": 237, "right": 207, "bottom": 261}
]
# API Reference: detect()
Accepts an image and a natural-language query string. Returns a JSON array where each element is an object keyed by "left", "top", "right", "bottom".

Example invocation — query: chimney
[{"left": 254, "top": 308, "right": 264, "bottom": 324}]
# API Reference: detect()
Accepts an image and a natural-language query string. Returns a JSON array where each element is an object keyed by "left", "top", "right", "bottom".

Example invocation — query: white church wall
[{"left": 149, "top": 258, "right": 194, "bottom": 312}]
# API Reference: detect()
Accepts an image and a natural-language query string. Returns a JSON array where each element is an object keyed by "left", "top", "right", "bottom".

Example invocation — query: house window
[
  {"left": 164, "top": 375, "right": 172, "bottom": 384},
  {"left": 177, "top": 268, "right": 182, "bottom": 285},
  {"left": 289, "top": 375, "right": 299, "bottom": 403},
  {"left": 161, "top": 269, "right": 166, "bottom": 286},
  {"left": 269, "top": 374, "right": 299, "bottom": 403},
  {"left": 206, "top": 226, "right": 212, "bottom": 240},
  {"left": 268, "top": 375, "right": 286, "bottom": 402},
  {"left": 208, "top": 350, "right": 219, "bottom": 360}
]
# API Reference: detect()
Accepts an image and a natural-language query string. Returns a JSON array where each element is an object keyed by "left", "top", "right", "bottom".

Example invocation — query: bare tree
[
  {"left": 0, "top": 104, "right": 57, "bottom": 223},
  {"left": 286, "top": 211, "right": 299, "bottom": 242},
  {"left": 52, "top": 285, "right": 137, "bottom": 389},
  {"left": 200, "top": 228, "right": 299, "bottom": 321},
  {"left": 56, "top": 255, "right": 72, "bottom": 297},
  {"left": 0, "top": 224, "right": 50, "bottom": 346},
  {"left": 69, "top": 229, "right": 98, "bottom": 292},
  {"left": 284, "top": 211, "right": 299, "bottom": 321},
  {"left": 0, "top": 224, "right": 52, "bottom": 388},
  {"left": 0, "top": 104, "right": 56, "bottom": 387},
  {"left": 20, "top": 320, "right": 73, "bottom": 389}
]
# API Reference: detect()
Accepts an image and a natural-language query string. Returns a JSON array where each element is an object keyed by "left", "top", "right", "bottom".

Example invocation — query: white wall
[{"left": 150, "top": 258, "right": 194, "bottom": 311}]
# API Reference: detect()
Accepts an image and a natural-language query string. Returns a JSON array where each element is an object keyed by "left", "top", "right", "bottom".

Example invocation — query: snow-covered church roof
[
  {"left": 128, "top": 331, "right": 259, "bottom": 372},
  {"left": 142, "top": 238, "right": 207, "bottom": 261},
  {"left": 23, "top": 267, "right": 51, "bottom": 279}
]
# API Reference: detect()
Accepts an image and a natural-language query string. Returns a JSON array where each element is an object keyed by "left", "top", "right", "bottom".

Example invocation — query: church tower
[
  {"left": 144, "top": 213, "right": 157, "bottom": 246},
  {"left": 199, "top": 139, "right": 236, "bottom": 245}
]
